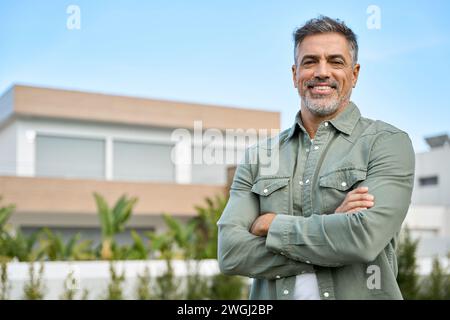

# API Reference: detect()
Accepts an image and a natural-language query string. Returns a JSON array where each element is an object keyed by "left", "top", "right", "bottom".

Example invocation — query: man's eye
[
  {"left": 331, "top": 60, "right": 344, "bottom": 65},
  {"left": 303, "top": 60, "right": 314, "bottom": 65}
]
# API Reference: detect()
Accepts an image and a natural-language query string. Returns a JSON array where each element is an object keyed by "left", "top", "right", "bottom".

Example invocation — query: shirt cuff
[{"left": 265, "top": 214, "right": 294, "bottom": 254}]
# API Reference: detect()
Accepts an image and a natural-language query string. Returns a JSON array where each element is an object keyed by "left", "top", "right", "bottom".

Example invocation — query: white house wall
[
  {"left": 412, "top": 147, "right": 450, "bottom": 206},
  {"left": 0, "top": 122, "right": 17, "bottom": 175}
]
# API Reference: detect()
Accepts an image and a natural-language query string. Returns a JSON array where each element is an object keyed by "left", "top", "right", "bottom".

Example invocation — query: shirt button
[
  {"left": 324, "top": 122, "right": 329, "bottom": 127},
  {"left": 283, "top": 290, "right": 289, "bottom": 295},
  {"left": 323, "top": 292, "right": 330, "bottom": 298},
  {"left": 314, "top": 146, "right": 319, "bottom": 150},
  {"left": 263, "top": 188, "right": 268, "bottom": 194},
  {"left": 305, "top": 179, "right": 310, "bottom": 184},
  {"left": 299, "top": 181, "right": 303, "bottom": 185},
  {"left": 341, "top": 182, "right": 347, "bottom": 187}
]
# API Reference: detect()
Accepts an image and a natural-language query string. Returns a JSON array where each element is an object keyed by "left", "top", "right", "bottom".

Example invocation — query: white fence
[
  {"left": 4, "top": 257, "right": 447, "bottom": 300},
  {"left": 5, "top": 259, "right": 221, "bottom": 300}
]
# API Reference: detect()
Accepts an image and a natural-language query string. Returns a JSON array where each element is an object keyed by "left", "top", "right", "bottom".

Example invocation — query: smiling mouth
[{"left": 307, "top": 85, "right": 336, "bottom": 95}]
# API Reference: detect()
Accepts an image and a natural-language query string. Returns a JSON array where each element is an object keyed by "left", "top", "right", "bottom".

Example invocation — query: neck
[{"left": 300, "top": 99, "right": 349, "bottom": 139}]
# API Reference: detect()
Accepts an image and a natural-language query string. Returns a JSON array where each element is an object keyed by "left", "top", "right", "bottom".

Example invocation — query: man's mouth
[{"left": 307, "top": 84, "right": 336, "bottom": 95}]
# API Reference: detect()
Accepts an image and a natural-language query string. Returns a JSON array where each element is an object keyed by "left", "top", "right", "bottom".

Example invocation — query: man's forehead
[{"left": 297, "top": 32, "right": 351, "bottom": 58}]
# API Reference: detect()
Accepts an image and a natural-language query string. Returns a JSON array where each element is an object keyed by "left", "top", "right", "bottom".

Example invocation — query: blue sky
[{"left": 1, "top": 0, "right": 449, "bottom": 152}]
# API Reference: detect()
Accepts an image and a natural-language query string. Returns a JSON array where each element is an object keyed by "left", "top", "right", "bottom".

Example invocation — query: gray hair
[{"left": 293, "top": 15, "right": 358, "bottom": 65}]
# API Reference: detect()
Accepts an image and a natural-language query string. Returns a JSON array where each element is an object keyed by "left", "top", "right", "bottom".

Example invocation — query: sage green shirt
[{"left": 217, "top": 102, "right": 415, "bottom": 300}]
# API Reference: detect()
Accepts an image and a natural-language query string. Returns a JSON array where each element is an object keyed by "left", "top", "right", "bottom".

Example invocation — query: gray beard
[{"left": 301, "top": 90, "right": 351, "bottom": 117}]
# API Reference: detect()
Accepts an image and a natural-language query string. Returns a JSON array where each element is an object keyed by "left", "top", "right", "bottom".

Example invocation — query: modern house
[
  {"left": 0, "top": 85, "right": 280, "bottom": 243},
  {"left": 404, "top": 133, "right": 450, "bottom": 257}
]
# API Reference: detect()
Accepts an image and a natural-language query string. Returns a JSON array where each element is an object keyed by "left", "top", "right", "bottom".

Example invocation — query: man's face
[{"left": 292, "top": 32, "right": 360, "bottom": 117}]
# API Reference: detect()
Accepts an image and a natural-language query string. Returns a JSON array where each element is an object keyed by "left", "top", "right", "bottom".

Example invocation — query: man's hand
[
  {"left": 250, "top": 213, "right": 276, "bottom": 236},
  {"left": 335, "top": 186, "right": 375, "bottom": 213},
  {"left": 249, "top": 187, "right": 373, "bottom": 236}
]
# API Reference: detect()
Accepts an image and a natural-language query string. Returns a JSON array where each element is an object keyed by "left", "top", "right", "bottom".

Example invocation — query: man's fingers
[
  {"left": 349, "top": 186, "right": 369, "bottom": 194},
  {"left": 347, "top": 207, "right": 369, "bottom": 213},
  {"left": 347, "top": 200, "right": 374, "bottom": 209},
  {"left": 347, "top": 193, "right": 374, "bottom": 202}
]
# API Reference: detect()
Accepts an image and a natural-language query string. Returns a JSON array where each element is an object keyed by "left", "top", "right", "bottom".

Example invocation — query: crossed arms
[{"left": 217, "top": 132, "right": 415, "bottom": 280}]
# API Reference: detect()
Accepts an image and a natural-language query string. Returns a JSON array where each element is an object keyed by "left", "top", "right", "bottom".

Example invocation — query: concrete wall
[
  {"left": 412, "top": 146, "right": 450, "bottom": 206},
  {"left": 404, "top": 205, "right": 450, "bottom": 238},
  {"left": 0, "top": 86, "right": 13, "bottom": 124},
  {"left": 0, "top": 122, "right": 17, "bottom": 175}
]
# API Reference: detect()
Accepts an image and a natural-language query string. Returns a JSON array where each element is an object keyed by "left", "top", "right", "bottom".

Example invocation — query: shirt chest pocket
[
  {"left": 251, "top": 178, "right": 290, "bottom": 215},
  {"left": 318, "top": 168, "right": 367, "bottom": 214}
]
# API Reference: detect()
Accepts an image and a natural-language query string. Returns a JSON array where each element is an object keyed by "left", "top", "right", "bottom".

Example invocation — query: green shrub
[
  {"left": 60, "top": 269, "right": 80, "bottom": 300},
  {"left": 0, "top": 259, "right": 10, "bottom": 300},
  {"left": 397, "top": 227, "right": 420, "bottom": 299},
  {"left": 135, "top": 266, "right": 152, "bottom": 300},
  {"left": 419, "top": 256, "right": 450, "bottom": 300},
  {"left": 23, "top": 261, "right": 46, "bottom": 300},
  {"left": 210, "top": 274, "right": 247, "bottom": 300},
  {"left": 105, "top": 262, "right": 126, "bottom": 300},
  {"left": 93, "top": 193, "right": 138, "bottom": 260}
]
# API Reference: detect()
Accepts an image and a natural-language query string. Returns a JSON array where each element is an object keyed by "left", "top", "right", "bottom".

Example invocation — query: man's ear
[
  {"left": 292, "top": 64, "right": 298, "bottom": 88},
  {"left": 352, "top": 64, "right": 360, "bottom": 88}
]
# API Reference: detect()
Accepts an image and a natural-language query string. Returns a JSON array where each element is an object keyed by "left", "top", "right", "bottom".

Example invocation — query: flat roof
[{"left": 0, "top": 85, "right": 280, "bottom": 131}]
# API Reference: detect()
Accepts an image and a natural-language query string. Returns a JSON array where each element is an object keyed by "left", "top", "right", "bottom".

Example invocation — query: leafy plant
[
  {"left": 191, "top": 195, "right": 227, "bottom": 259},
  {"left": 419, "top": 256, "right": 450, "bottom": 300},
  {"left": 39, "top": 228, "right": 95, "bottom": 261},
  {"left": 209, "top": 273, "right": 247, "bottom": 300},
  {"left": 0, "top": 259, "right": 10, "bottom": 300},
  {"left": 135, "top": 266, "right": 152, "bottom": 300},
  {"left": 147, "top": 230, "right": 181, "bottom": 299},
  {"left": 185, "top": 260, "right": 210, "bottom": 300},
  {"left": 105, "top": 262, "right": 126, "bottom": 300},
  {"left": 0, "top": 196, "right": 15, "bottom": 232},
  {"left": 0, "top": 229, "right": 44, "bottom": 262},
  {"left": 93, "top": 193, "right": 138, "bottom": 260},
  {"left": 60, "top": 269, "right": 80, "bottom": 300},
  {"left": 161, "top": 214, "right": 197, "bottom": 259},
  {"left": 153, "top": 259, "right": 182, "bottom": 300},
  {"left": 23, "top": 261, "right": 46, "bottom": 300},
  {"left": 397, "top": 227, "right": 420, "bottom": 299},
  {"left": 120, "top": 230, "right": 150, "bottom": 260}
]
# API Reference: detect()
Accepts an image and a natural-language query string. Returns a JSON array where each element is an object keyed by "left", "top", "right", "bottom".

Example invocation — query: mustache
[{"left": 305, "top": 79, "right": 339, "bottom": 89}]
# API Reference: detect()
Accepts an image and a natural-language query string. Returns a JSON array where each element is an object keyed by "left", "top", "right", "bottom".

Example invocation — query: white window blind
[
  {"left": 36, "top": 135, "right": 105, "bottom": 179},
  {"left": 113, "top": 140, "right": 175, "bottom": 182}
]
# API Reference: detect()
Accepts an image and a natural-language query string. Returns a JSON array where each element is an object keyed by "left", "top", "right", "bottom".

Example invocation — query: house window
[
  {"left": 113, "top": 140, "right": 175, "bottom": 182},
  {"left": 36, "top": 135, "right": 105, "bottom": 179},
  {"left": 419, "top": 176, "right": 438, "bottom": 186},
  {"left": 190, "top": 145, "right": 244, "bottom": 185}
]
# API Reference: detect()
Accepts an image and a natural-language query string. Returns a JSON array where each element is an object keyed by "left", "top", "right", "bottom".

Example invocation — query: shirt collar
[{"left": 287, "top": 101, "right": 361, "bottom": 139}]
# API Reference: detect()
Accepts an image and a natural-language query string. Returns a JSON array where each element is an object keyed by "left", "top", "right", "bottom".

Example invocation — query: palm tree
[
  {"left": 0, "top": 196, "right": 15, "bottom": 233},
  {"left": 93, "top": 193, "right": 138, "bottom": 260},
  {"left": 39, "top": 228, "right": 95, "bottom": 261}
]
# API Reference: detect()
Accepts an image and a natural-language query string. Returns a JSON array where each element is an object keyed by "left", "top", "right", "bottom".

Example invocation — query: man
[{"left": 217, "top": 16, "right": 415, "bottom": 300}]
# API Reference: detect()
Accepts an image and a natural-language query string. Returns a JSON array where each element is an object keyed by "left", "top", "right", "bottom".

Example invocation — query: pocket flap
[
  {"left": 251, "top": 178, "right": 289, "bottom": 196},
  {"left": 319, "top": 168, "right": 367, "bottom": 191}
]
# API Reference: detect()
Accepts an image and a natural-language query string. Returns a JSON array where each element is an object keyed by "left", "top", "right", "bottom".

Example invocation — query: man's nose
[{"left": 313, "top": 61, "right": 331, "bottom": 79}]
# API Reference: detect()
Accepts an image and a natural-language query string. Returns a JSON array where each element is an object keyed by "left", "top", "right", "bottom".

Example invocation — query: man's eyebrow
[
  {"left": 300, "top": 55, "right": 319, "bottom": 63},
  {"left": 300, "top": 54, "right": 348, "bottom": 63},
  {"left": 327, "top": 54, "right": 347, "bottom": 61}
]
